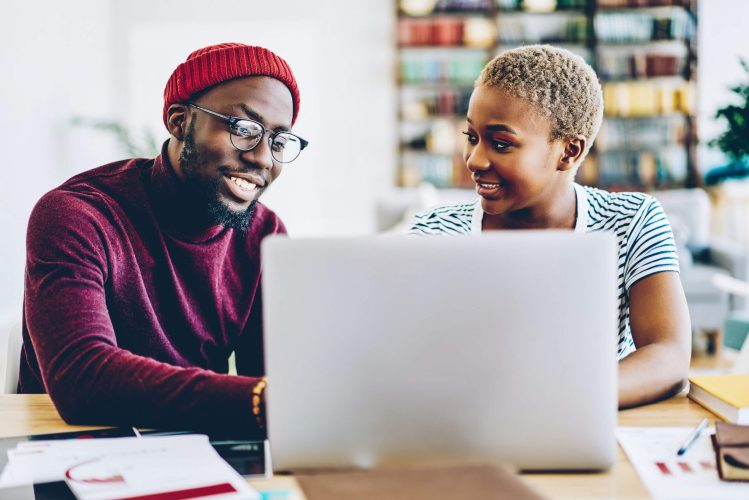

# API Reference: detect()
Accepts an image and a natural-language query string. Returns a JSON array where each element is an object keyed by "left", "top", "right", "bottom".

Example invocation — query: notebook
[
  {"left": 262, "top": 233, "right": 618, "bottom": 471},
  {"left": 688, "top": 374, "right": 749, "bottom": 424},
  {"left": 713, "top": 422, "right": 749, "bottom": 482},
  {"left": 295, "top": 463, "right": 546, "bottom": 500}
]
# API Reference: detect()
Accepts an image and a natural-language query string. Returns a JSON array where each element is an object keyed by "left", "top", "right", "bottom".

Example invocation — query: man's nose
[{"left": 241, "top": 136, "right": 274, "bottom": 171}]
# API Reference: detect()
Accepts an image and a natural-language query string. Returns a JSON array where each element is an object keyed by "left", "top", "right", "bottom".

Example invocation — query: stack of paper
[{"left": 0, "top": 434, "right": 258, "bottom": 499}]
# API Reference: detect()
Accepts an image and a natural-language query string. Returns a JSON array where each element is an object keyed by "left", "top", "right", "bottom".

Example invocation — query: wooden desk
[{"left": 0, "top": 393, "right": 717, "bottom": 499}]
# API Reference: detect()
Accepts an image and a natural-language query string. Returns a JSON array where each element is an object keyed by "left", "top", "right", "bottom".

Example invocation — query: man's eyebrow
[{"left": 238, "top": 103, "right": 290, "bottom": 132}]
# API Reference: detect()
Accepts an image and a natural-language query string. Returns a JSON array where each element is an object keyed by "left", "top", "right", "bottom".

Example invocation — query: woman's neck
[{"left": 482, "top": 183, "right": 577, "bottom": 231}]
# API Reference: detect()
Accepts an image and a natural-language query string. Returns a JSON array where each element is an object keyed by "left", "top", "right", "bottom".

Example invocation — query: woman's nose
[{"left": 465, "top": 144, "right": 490, "bottom": 172}]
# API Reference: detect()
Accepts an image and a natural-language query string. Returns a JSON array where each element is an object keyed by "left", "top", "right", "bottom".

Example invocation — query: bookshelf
[{"left": 396, "top": 0, "right": 699, "bottom": 192}]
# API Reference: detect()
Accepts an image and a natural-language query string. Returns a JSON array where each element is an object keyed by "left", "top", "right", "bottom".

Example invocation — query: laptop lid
[{"left": 262, "top": 232, "right": 617, "bottom": 471}]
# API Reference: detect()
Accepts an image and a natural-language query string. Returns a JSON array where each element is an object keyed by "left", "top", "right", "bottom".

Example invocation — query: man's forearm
[
  {"left": 618, "top": 342, "right": 690, "bottom": 409},
  {"left": 41, "top": 342, "right": 262, "bottom": 434}
]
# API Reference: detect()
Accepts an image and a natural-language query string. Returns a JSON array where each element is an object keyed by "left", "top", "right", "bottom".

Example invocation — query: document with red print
[
  {"left": 0, "top": 434, "right": 257, "bottom": 499},
  {"left": 617, "top": 427, "right": 749, "bottom": 499}
]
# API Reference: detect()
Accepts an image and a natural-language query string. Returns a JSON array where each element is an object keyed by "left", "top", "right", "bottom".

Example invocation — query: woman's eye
[
  {"left": 461, "top": 131, "right": 478, "bottom": 145},
  {"left": 492, "top": 140, "right": 511, "bottom": 152}
]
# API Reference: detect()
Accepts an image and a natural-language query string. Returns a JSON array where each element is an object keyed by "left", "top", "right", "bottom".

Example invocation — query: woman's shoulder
[
  {"left": 580, "top": 184, "right": 661, "bottom": 224},
  {"left": 408, "top": 200, "right": 478, "bottom": 235}
]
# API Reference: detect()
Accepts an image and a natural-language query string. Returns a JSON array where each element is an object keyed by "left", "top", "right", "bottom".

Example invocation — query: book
[
  {"left": 713, "top": 422, "right": 749, "bottom": 482},
  {"left": 688, "top": 374, "right": 749, "bottom": 424}
]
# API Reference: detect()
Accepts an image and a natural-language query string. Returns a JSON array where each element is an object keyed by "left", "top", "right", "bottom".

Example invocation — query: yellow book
[{"left": 688, "top": 374, "right": 749, "bottom": 424}]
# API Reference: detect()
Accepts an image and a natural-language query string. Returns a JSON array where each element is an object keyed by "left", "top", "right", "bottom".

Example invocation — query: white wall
[
  {"left": 0, "top": 0, "right": 396, "bottom": 315},
  {"left": 110, "top": 0, "right": 396, "bottom": 237},
  {"left": 0, "top": 0, "right": 117, "bottom": 315},
  {"left": 698, "top": 0, "right": 749, "bottom": 170}
]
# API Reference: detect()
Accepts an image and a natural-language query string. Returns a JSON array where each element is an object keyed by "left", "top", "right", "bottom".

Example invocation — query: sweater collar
[{"left": 146, "top": 141, "right": 227, "bottom": 243}]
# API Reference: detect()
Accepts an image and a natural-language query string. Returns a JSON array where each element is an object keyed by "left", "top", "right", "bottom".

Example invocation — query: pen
[{"left": 676, "top": 418, "right": 708, "bottom": 456}]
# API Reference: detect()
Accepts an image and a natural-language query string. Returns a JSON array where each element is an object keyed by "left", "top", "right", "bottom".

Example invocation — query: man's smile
[{"left": 223, "top": 171, "right": 266, "bottom": 203}]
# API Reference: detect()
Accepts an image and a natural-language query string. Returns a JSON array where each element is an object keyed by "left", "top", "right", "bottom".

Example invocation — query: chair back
[
  {"left": 653, "top": 188, "right": 711, "bottom": 252},
  {"left": 0, "top": 314, "right": 23, "bottom": 394}
]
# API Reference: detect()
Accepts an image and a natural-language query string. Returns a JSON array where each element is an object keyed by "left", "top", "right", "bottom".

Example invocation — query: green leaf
[{"left": 711, "top": 58, "right": 749, "bottom": 161}]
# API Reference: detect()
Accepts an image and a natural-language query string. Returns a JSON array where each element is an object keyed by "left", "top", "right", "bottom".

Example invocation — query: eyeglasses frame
[{"left": 186, "top": 103, "right": 308, "bottom": 163}]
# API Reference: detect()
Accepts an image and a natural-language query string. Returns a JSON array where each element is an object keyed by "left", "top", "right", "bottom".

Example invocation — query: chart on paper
[{"left": 617, "top": 427, "right": 749, "bottom": 499}]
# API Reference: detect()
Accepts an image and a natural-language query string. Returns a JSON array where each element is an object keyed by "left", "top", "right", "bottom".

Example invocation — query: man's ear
[
  {"left": 166, "top": 104, "right": 189, "bottom": 141},
  {"left": 559, "top": 135, "right": 587, "bottom": 172}
]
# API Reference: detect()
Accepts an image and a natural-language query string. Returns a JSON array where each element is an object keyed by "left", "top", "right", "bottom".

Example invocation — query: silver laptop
[{"left": 261, "top": 232, "right": 617, "bottom": 472}]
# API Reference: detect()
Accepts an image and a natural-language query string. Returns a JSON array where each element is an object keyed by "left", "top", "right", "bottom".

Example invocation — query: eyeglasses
[{"left": 187, "top": 103, "right": 308, "bottom": 163}]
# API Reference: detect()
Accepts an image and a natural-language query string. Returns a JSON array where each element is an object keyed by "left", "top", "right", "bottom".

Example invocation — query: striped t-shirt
[{"left": 408, "top": 183, "right": 680, "bottom": 359}]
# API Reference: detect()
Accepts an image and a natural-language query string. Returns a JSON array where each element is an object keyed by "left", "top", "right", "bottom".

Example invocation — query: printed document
[
  {"left": 0, "top": 434, "right": 258, "bottom": 499},
  {"left": 617, "top": 427, "right": 749, "bottom": 499}
]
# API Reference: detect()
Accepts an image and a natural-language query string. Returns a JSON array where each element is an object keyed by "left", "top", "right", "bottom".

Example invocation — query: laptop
[{"left": 261, "top": 232, "right": 617, "bottom": 472}]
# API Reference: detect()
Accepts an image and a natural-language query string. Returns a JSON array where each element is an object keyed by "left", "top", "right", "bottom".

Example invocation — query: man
[{"left": 19, "top": 43, "right": 307, "bottom": 435}]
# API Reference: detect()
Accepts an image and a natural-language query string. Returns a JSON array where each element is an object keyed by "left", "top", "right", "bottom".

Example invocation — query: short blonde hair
[{"left": 477, "top": 45, "right": 603, "bottom": 153}]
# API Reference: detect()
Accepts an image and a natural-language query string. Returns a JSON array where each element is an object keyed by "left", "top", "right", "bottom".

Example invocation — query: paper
[
  {"left": 617, "top": 427, "right": 749, "bottom": 499},
  {"left": 0, "top": 434, "right": 258, "bottom": 499}
]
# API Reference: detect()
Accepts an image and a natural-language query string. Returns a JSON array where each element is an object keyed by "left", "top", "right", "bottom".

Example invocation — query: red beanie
[{"left": 163, "top": 42, "right": 300, "bottom": 127}]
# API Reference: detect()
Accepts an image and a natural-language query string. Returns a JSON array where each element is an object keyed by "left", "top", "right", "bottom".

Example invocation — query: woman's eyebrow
[
  {"left": 485, "top": 124, "right": 517, "bottom": 135},
  {"left": 465, "top": 118, "right": 517, "bottom": 135}
]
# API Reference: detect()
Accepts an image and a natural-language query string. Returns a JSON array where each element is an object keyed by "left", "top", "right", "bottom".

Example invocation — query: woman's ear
[
  {"left": 166, "top": 104, "right": 189, "bottom": 141},
  {"left": 559, "top": 135, "right": 587, "bottom": 172}
]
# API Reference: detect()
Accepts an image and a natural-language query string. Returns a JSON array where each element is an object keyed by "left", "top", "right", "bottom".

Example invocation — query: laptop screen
[{"left": 262, "top": 232, "right": 617, "bottom": 471}]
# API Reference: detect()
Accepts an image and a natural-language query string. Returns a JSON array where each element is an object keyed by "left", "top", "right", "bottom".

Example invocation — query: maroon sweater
[{"left": 19, "top": 145, "right": 285, "bottom": 435}]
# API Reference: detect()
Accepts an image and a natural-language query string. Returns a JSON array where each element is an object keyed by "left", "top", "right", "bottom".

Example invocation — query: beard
[{"left": 178, "top": 120, "right": 257, "bottom": 232}]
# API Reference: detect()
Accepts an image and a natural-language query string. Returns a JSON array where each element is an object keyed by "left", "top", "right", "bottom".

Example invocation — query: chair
[
  {"left": 0, "top": 314, "right": 23, "bottom": 394},
  {"left": 711, "top": 274, "right": 749, "bottom": 373},
  {"left": 653, "top": 189, "right": 749, "bottom": 352}
]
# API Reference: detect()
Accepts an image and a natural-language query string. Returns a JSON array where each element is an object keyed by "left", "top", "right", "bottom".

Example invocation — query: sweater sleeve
[{"left": 24, "top": 190, "right": 262, "bottom": 435}]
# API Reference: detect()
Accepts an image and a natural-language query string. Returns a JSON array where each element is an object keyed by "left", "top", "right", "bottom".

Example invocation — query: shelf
[
  {"left": 597, "top": 144, "right": 686, "bottom": 154},
  {"left": 497, "top": 38, "right": 590, "bottom": 45},
  {"left": 595, "top": 5, "right": 693, "bottom": 15},
  {"left": 394, "top": 0, "right": 699, "bottom": 191},
  {"left": 398, "top": 46, "right": 493, "bottom": 52},
  {"left": 596, "top": 38, "right": 692, "bottom": 47},
  {"left": 595, "top": 39, "right": 688, "bottom": 50},
  {"left": 399, "top": 81, "right": 477, "bottom": 89},
  {"left": 497, "top": 9, "right": 588, "bottom": 15},
  {"left": 600, "top": 75, "right": 688, "bottom": 83},
  {"left": 603, "top": 112, "right": 690, "bottom": 120},
  {"left": 399, "top": 149, "right": 455, "bottom": 156},
  {"left": 399, "top": 12, "right": 495, "bottom": 18},
  {"left": 400, "top": 115, "right": 466, "bottom": 122},
  {"left": 603, "top": 112, "right": 693, "bottom": 120},
  {"left": 496, "top": 41, "right": 592, "bottom": 53}
]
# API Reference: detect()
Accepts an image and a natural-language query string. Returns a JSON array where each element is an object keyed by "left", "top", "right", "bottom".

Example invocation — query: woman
[{"left": 409, "top": 45, "right": 691, "bottom": 409}]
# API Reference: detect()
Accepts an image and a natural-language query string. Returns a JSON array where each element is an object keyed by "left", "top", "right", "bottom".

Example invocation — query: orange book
[{"left": 688, "top": 374, "right": 749, "bottom": 424}]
